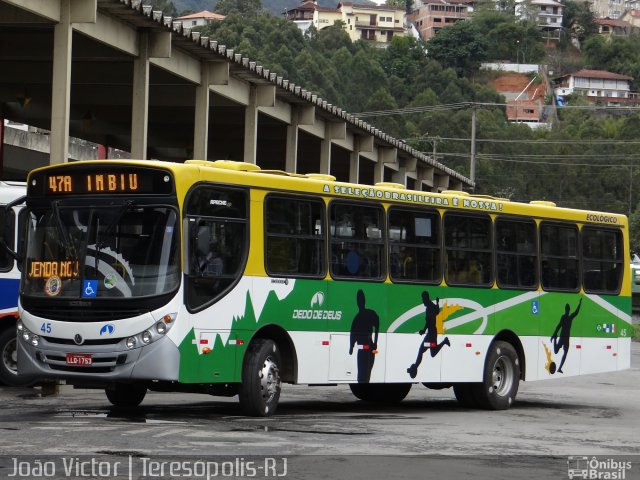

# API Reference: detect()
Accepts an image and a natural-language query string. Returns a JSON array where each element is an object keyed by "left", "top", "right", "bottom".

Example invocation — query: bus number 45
[{"left": 40, "top": 323, "right": 52, "bottom": 334}]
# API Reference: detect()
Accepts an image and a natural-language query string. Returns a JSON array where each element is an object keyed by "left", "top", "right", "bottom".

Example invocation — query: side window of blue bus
[
  {"left": 264, "top": 195, "right": 325, "bottom": 277},
  {"left": 582, "top": 226, "right": 623, "bottom": 294},
  {"left": 184, "top": 185, "right": 248, "bottom": 311},
  {"left": 0, "top": 207, "right": 14, "bottom": 272}
]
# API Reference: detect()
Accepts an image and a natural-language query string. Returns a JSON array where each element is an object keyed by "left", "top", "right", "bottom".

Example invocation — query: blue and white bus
[{"left": 0, "top": 181, "right": 34, "bottom": 386}]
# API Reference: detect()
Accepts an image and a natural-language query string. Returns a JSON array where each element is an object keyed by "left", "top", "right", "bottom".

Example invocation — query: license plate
[{"left": 65, "top": 353, "right": 92, "bottom": 366}]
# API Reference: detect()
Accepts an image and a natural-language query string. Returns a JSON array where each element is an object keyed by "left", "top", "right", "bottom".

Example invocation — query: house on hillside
[
  {"left": 175, "top": 10, "right": 225, "bottom": 28},
  {"left": 553, "top": 69, "right": 640, "bottom": 106},
  {"left": 407, "top": 0, "right": 473, "bottom": 40},
  {"left": 594, "top": 17, "right": 637, "bottom": 36},
  {"left": 618, "top": 9, "right": 640, "bottom": 28},
  {"left": 515, "top": 0, "right": 563, "bottom": 44},
  {"left": 491, "top": 72, "right": 548, "bottom": 126},
  {"left": 284, "top": 0, "right": 407, "bottom": 44},
  {"left": 591, "top": 0, "right": 624, "bottom": 19}
]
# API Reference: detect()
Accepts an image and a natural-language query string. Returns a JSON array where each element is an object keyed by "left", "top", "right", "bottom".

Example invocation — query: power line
[
  {"left": 353, "top": 101, "right": 640, "bottom": 118},
  {"left": 407, "top": 136, "right": 640, "bottom": 145}
]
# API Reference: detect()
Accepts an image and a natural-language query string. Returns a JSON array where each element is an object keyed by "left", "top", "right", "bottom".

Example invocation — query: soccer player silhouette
[
  {"left": 407, "top": 291, "right": 450, "bottom": 379},
  {"left": 349, "top": 289, "right": 380, "bottom": 383},
  {"left": 550, "top": 298, "right": 582, "bottom": 374}
]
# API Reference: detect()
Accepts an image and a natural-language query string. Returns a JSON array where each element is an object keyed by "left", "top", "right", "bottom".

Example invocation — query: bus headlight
[
  {"left": 30, "top": 335, "right": 40, "bottom": 347},
  {"left": 22, "top": 331, "right": 31, "bottom": 342},
  {"left": 141, "top": 331, "right": 152, "bottom": 344},
  {"left": 16, "top": 320, "right": 23, "bottom": 332},
  {"left": 126, "top": 336, "right": 137, "bottom": 349},
  {"left": 155, "top": 321, "right": 167, "bottom": 334}
]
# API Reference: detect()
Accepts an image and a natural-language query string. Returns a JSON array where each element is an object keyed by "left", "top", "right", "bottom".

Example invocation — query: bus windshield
[{"left": 22, "top": 203, "right": 180, "bottom": 299}]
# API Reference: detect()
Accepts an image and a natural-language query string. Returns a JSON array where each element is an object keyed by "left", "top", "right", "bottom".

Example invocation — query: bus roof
[
  {"left": 27, "top": 159, "right": 627, "bottom": 227},
  {"left": 0, "top": 180, "right": 26, "bottom": 205}
]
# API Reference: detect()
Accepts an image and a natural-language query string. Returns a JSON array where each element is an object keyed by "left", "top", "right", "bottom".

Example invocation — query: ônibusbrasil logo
[{"left": 567, "top": 456, "right": 632, "bottom": 479}]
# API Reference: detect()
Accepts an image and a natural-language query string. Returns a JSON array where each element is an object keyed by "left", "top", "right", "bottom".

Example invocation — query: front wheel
[
  {"left": 105, "top": 382, "right": 147, "bottom": 408},
  {"left": 0, "top": 327, "right": 37, "bottom": 387},
  {"left": 472, "top": 341, "right": 520, "bottom": 410},
  {"left": 239, "top": 339, "right": 282, "bottom": 417}
]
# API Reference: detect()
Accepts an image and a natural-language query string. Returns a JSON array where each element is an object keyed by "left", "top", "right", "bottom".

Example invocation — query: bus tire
[
  {"left": 105, "top": 382, "right": 147, "bottom": 408},
  {"left": 453, "top": 383, "right": 478, "bottom": 408},
  {"left": 239, "top": 339, "right": 282, "bottom": 417},
  {"left": 0, "top": 327, "right": 37, "bottom": 387},
  {"left": 472, "top": 341, "right": 520, "bottom": 410},
  {"left": 349, "top": 383, "right": 412, "bottom": 403}
]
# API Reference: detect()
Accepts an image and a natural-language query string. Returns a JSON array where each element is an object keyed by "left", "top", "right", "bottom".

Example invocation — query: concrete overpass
[{"left": 0, "top": 0, "right": 472, "bottom": 190}]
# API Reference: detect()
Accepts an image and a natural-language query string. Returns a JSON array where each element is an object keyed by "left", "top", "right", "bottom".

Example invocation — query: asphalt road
[{"left": 0, "top": 343, "right": 638, "bottom": 480}]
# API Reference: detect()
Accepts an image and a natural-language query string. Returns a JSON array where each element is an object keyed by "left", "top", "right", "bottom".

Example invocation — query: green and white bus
[{"left": 14, "top": 159, "right": 632, "bottom": 416}]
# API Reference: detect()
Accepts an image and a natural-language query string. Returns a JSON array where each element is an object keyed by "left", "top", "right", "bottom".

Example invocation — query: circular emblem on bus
[
  {"left": 44, "top": 276, "right": 62, "bottom": 296},
  {"left": 74, "top": 334, "right": 84, "bottom": 345}
]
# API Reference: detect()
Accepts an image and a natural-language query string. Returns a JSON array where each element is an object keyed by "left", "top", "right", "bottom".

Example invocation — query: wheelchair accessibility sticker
[
  {"left": 83, "top": 280, "right": 98, "bottom": 298},
  {"left": 532, "top": 300, "right": 539, "bottom": 315}
]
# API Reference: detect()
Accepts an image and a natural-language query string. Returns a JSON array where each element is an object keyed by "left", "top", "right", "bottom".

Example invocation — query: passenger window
[
  {"left": 0, "top": 207, "right": 14, "bottom": 272},
  {"left": 388, "top": 207, "right": 441, "bottom": 283},
  {"left": 329, "top": 202, "right": 385, "bottom": 280},
  {"left": 496, "top": 218, "right": 537, "bottom": 289},
  {"left": 184, "top": 186, "right": 248, "bottom": 311},
  {"left": 582, "top": 227, "right": 623, "bottom": 294},
  {"left": 540, "top": 223, "right": 579, "bottom": 291},
  {"left": 444, "top": 213, "right": 492, "bottom": 286},
  {"left": 265, "top": 196, "right": 325, "bottom": 277}
]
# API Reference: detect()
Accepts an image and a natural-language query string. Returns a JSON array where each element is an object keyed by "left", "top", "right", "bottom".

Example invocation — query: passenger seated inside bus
[{"left": 196, "top": 225, "right": 224, "bottom": 276}]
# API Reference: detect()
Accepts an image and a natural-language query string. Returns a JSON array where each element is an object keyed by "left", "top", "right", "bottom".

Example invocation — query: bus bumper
[{"left": 17, "top": 334, "right": 180, "bottom": 382}]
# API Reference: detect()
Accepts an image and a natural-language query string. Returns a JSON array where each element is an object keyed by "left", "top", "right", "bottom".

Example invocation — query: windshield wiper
[
  {"left": 52, "top": 200, "right": 75, "bottom": 258},
  {"left": 94, "top": 201, "right": 134, "bottom": 272}
]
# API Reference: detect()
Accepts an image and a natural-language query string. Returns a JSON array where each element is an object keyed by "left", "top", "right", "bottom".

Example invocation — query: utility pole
[{"left": 470, "top": 107, "right": 477, "bottom": 189}]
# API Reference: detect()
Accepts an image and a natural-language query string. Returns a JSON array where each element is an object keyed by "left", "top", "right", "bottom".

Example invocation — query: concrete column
[
  {"left": 285, "top": 108, "right": 299, "bottom": 173},
  {"left": 193, "top": 61, "right": 211, "bottom": 160},
  {"left": 319, "top": 136, "right": 331, "bottom": 175},
  {"left": 50, "top": 0, "right": 73, "bottom": 165},
  {"left": 243, "top": 87, "right": 258, "bottom": 164},
  {"left": 349, "top": 137, "right": 361, "bottom": 183},
  {"left": 131, "top": 31, "right": 150, "bottom": 160},
  {"left": 374, "top": 158, "right": 384, "bottom": 183}
]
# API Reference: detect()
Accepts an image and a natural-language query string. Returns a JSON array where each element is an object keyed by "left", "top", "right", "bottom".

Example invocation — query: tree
[
  {"left": 426, "top": 21, "right": 489, "bottom": 77},
  {"left": 214, "top": 0, "right": 262, "bottom": 17},
  {"left": 143, "top": 0, "right": 178, "bottom": 17},
  {"left": 562, "top": 0, "right": 597, "bottom": 45}
]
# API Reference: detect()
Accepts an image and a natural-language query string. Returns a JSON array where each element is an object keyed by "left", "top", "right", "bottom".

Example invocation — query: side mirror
[{"left": 1, "top": 195, "right": 26, "bottom": 263}]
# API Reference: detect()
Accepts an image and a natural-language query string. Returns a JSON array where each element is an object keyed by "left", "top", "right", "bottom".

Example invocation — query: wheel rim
[
  {"left": 259, "top": 356, "right": 280, "bottom": 403},
  {"left": 2, "top": 338, "right": 18, "bottom": 375},
  {"left": 491, "top": 355, "right": 514, "bottom": 397}
]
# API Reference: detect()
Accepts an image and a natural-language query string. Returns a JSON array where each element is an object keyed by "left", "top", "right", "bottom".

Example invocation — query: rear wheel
[
  {"left": 105, "top": 382, "right": 147, "bottom": 408},
  {"left": 472, "top": 341, "right": 520, "bottom": 410},
  {"left": 349, "top": 383, "right": 412, "bottom": 403},
  {"left": 0, "top": 327, "right": 37, "bottom": 387},
  {"left": 239, "top": 339, "right": 282, "bottom": 417}
]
